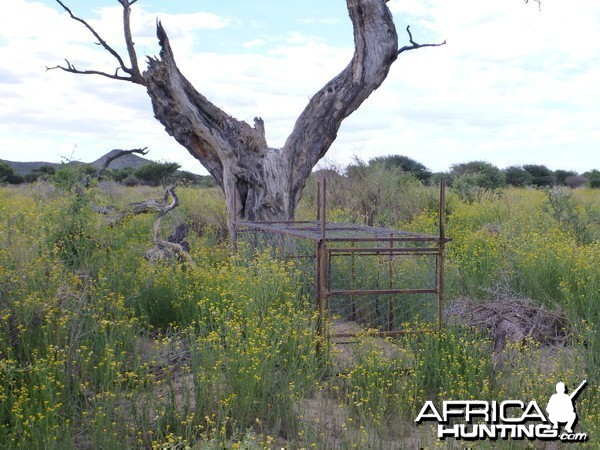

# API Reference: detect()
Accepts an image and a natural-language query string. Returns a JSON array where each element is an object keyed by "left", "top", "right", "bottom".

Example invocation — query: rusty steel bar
[
  {"left": 321, "top": 178, "right": 327, "bottom": 241},
  {"left": 236, "top": 222, "right": 445, "bottom": 241},
  {"left": 324, "top": 236, "right": 441, "bottom": 242},
  {"left": 328, "top": 288, "right": 437, "bottom": 296},
  {"left": 329, "top": 251, "right": 438, "bottom": 258},
  {"left": 387, "top": 233, "right": 394, "bottom": 331},
  {"left": 315, "top": 240, "right": 323, "bottom": 353},
  {"left": 237, "top": 220, "right": 316, "bottom": 226},
  {"left": 236, "top": 223, "right": 321, "bottom": 241},
  {"left": 316, "top": 180, "right": 321, "bottom": 221},
  {"left": 316, "top": 178, "right": 328, "bottom": 351},
  {"left": 330, "top": 329, "right": 433, "bottom": 339},
  {"left": 437, "top": 181, "right": 447, "bottom": 331},
  {"left": 350, "top": 240, "right": 356, "bottom": 321},
  {"left": 328, "top": 247, "right": 439, "bottom": 254}
]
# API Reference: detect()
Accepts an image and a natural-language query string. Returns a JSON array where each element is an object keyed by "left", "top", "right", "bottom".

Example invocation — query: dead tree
[{"left": 49, "top": 0, "right": 445, "bottom": 227}]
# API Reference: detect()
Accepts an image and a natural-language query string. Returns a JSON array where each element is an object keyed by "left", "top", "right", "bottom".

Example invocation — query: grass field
[{"left": 0, "top": 181, "right": 598, "bottom": 448}]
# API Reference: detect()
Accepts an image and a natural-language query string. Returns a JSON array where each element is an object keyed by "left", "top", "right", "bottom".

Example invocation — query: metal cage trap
[{"left": 233, "top": 179, "right": 451, "bottom": 341}]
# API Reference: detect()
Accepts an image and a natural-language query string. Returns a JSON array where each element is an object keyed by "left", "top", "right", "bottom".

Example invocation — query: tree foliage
[
  {"left": 106, "top": 167, "right": 135, "bottom": 183},
  {"left": 554, "top": 169, "right": 577, "bottom": 186},
  {"left": 0, "top": 161, "right": 23, "bottom": 184},
  {"left": 450, "top": 161, "right": 506, "bottom": 190},
  {"left": 504, "top": 166, "right": 532, "bottom": 187},
  {"left": 367, "top": 155, "right": 432, "bottom": 183},
  {"left": 583, "top": 169, "right": 600, "bottom": 189},
  {"left": 523, "top": 164, "right": 555, "bottom": 187},
  {"left": 134, "top": 162, "right": 181, "bottom": 187},
  {"left": 448, "top": 161, "right": 505, "bottom": 203}
]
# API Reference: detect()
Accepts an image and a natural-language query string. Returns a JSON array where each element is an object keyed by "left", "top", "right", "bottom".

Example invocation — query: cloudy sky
[{"left": 1, "top": 0, "right": 599, "bottom": 175}]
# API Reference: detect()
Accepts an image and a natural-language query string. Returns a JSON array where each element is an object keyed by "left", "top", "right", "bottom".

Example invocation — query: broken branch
[
  {"left": 148, "top": 184, "right": 198, "bottom": 269},
  {"left": 46, "top": 59, "right": 135, "bottom": 82}
]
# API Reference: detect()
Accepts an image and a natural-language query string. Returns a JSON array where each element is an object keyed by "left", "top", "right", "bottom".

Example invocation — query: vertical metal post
[
  {"left": 320, "top": 178, "right": 327, "bottom": 239},
  {"left": 316, "top": 180, "right": 321, "bottom": 221},
  {"left": 436, "top": 181, "right": 446, "bottom": 331},
  {"left": 316, "top": 179, "right": 328, "bottom": 350},
  {"left": 316, "top": 240, "right": 323, "bottom": 352},
  {"left": 387, "top": 233, "right": 394, "bottom": 332},
  {"left": 350, "top": 240, "right": 356, "bottom": 321}
]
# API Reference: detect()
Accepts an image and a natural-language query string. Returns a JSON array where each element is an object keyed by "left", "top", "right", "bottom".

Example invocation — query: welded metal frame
[{"left": 233, "top": 179, "right": 450, "bottom": 339}]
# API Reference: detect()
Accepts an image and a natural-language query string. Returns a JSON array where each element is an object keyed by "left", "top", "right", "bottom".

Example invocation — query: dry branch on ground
[{"left": 445, "top": 296, "right": 570, "bottom": 350}]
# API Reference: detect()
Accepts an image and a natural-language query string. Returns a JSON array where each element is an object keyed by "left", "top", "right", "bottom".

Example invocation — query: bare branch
[
  {"left": 53, "top": 0, "right": 145, "bottom": 85},
  {"left": 55, "top": 0, "right": 128, "bottom": 71},
  {"left": 149, "top": 185, "right": 198, "bottom": 269},
  {"left": 120, "top": 0, "right": 143, "bottom": 82},
  {"left": 398, "top": 26, "right": 446, "bottom": 55},
  {"left": 98, "top": 147, "right": 149, "bottom": 176},
  {"left": 46, "top": 59, "right": 135, "bottom": 82},
  {"left": 156, "top": 186, "right": 180, "bottom": 224}
]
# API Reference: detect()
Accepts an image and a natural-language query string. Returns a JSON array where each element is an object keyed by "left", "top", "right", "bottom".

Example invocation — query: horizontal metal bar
[
  {"left": 324, "top": 236, "right": 441, "bottom": 242},
  {"left": 328, "top": 247, "right": 439, "bottom": 254},
  {"left": 330, "top": 329, "right": 434, "bottom": 339},
  {"left": 328, "top": 288, "right": 437, "bottom": 296},
  {"left": 329, "top": 251, "right": 438, "bottom": 258},
  {"left": 235, "top": 223, "right": 320, "bottom": 241},
  {"left": 236, "top": 220, "right": 315, "bottom": 225}
]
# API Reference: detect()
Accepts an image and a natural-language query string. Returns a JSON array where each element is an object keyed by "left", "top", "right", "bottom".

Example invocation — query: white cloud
[{"left": 243, "top": 39, "right": 266, "bottom": 49}]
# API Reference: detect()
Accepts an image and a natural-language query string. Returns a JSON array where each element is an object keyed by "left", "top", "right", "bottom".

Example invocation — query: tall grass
[{"left": 0, "top": 182, "right": 598, "bottom": 448}]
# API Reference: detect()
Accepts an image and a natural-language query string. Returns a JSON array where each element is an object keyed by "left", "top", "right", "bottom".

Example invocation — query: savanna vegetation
[{"left": 0, "top": 161, "right": 598, "bottom": 448}]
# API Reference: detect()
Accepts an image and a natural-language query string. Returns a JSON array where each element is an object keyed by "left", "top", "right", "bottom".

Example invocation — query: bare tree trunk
[
  {"left": 143, "top": 0, "right": 399, "bottom": 225},
  {"left": 50, "top": 0, "right": 445, "bottom": 226}
]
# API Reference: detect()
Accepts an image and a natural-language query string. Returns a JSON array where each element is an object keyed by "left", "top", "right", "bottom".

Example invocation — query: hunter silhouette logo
[
  {"left": 546, "top": 380, "right": 586, "bottom": 434},
  {"left": 415, "top": 379, "right": 589, "bottom": 442}
]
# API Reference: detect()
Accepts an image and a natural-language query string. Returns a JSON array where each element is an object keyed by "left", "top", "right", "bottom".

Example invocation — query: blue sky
[{"left": 1, "top": 0, "right": 599, "bottom": 175}]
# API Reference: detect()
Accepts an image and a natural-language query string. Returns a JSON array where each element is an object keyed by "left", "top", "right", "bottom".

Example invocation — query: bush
[
  {"left": 367, "top": 154, "right": 432, "bottom": 183},
  {"left": 523, "top": 164, "right": 555, "bottom": 187},
  {"left": 176, "top": 170, "right": 214, "bottom": 187},
  {"left": 583, "top": 169, "right": 600, "bottom": 188},
  {"left": 0, "top": 161, "right": 24, "bottom": 184},
  {"left": 106, "top": 167, "right": 135, "bottom": 182},
  {"left": 450, "top": 161, "right": 506, "bottom": 190},
  {"left": 449, "top": 161, "right": 505, "bottom": 203},
  {"left": 504, "top": 165, "right": 532, "bottom": 187},
  {"left": 24, "top": 165, "right": 57, "bottom": 183},
  {"left": 554, "top": 169, "right": 577, "bottom": 185},
  {"left": 134, "top": 162, "right": 180, "bottom": 187},
  {"left": 122, "top": 175, "right": 140, "bottom": 186},
  {"left": 565, "top": 175, "right": 587, "bottom": 189}
]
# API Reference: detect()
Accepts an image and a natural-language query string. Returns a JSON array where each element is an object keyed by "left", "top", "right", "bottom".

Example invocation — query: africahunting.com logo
[{"left": 415, "top": 380, "right": 588, "bottom": 442}]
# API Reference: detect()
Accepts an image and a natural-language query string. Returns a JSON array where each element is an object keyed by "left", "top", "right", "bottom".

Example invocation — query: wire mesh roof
[{"left": 235, "top": 220, "right": 443, "bottom": 242}]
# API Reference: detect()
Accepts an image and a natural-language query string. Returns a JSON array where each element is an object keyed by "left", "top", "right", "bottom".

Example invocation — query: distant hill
[
  {"left": 2, "top": 150, "right": 180, "bottom": 175},
  {"left": 0, "top": 160, "right": 65, "bottom": 176},
  {"left": 1, "top": 150, "right": 212, "bottom": 185}
]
